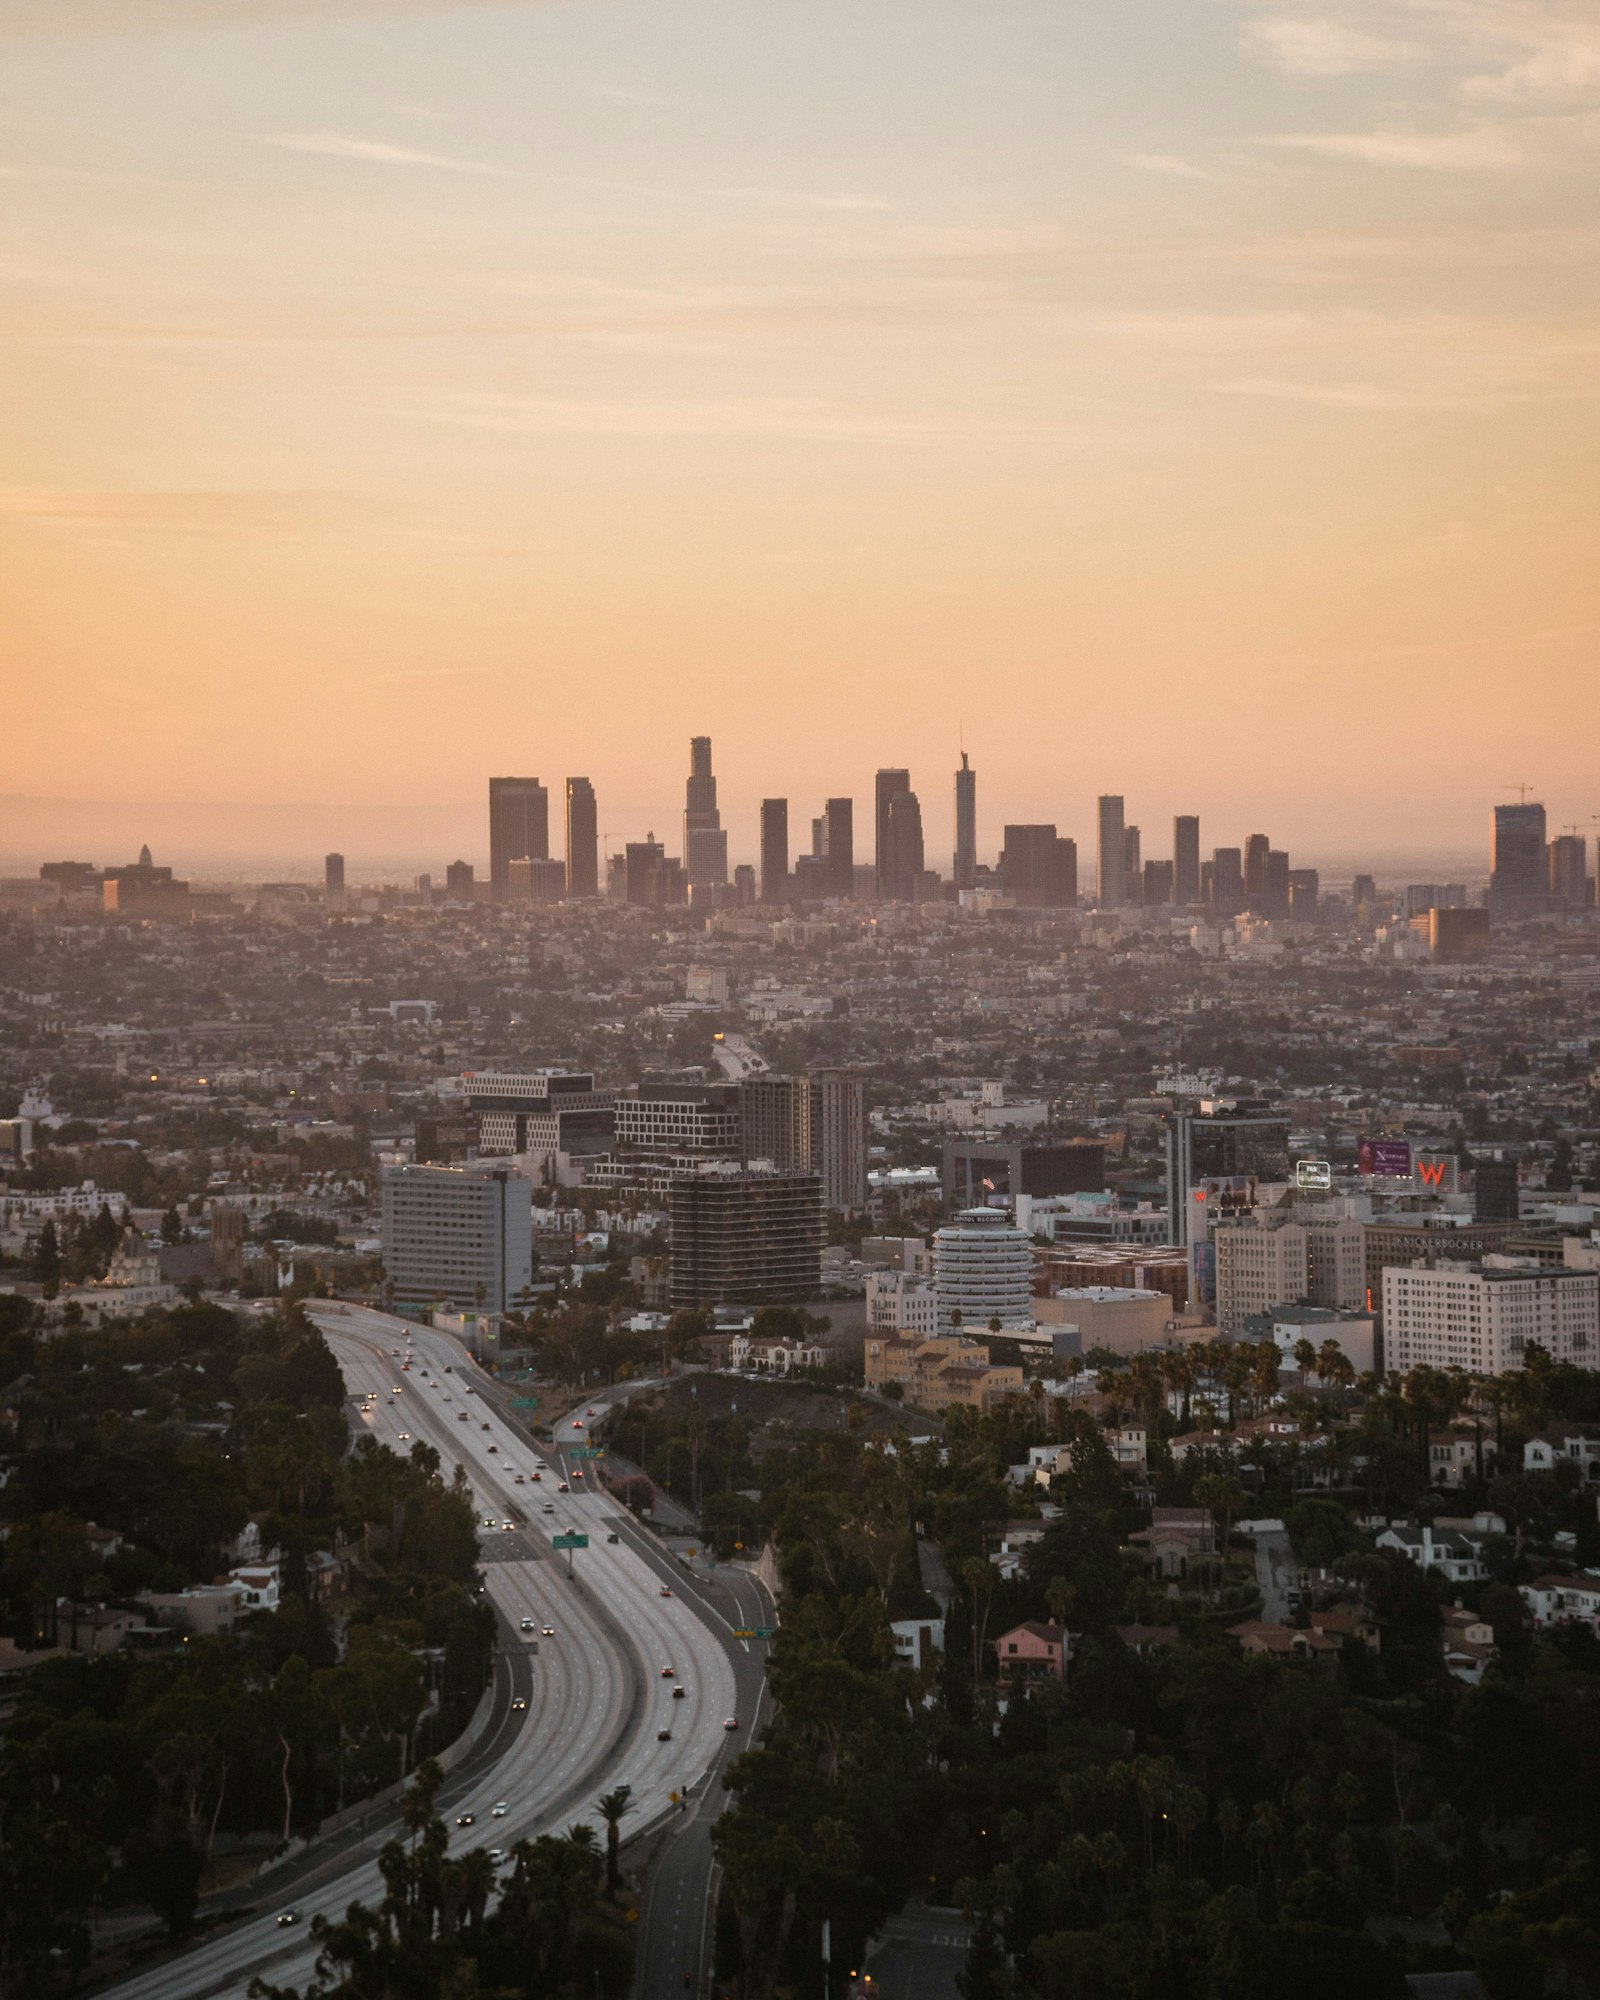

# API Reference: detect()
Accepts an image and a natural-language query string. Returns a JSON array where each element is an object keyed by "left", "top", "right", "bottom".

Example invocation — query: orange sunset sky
[{"left": 2, "top": 0, "right": 1598, "bottom": 877}]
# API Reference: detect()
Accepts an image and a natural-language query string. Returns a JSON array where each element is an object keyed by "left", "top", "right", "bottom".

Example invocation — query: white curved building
[{"left": 934, "top": 1207, "right": 1034, "bottom": 1331}]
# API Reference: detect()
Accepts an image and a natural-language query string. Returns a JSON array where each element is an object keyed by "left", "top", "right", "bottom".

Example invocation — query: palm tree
[
  {"left": 455, "top": 1844, "right": 496, "bottom": 1933},
  {"left": 1317, "top": 1340, "right": 1354, "bottom": 1394},
  {"left": 597, "top": 1785, "right": 633, "bottom": 1896},
  {"left": 1292, "top": 1337, "right": 1318, "bottom": 1383}
]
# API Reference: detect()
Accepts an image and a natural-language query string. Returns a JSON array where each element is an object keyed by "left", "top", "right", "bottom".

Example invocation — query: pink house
[{"left": 994, "top": 1620, "right": 1068, "bottom": 1684}]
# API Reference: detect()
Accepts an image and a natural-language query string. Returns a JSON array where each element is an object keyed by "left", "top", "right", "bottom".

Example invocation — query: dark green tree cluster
[
  {"left": 708, "top": 1360, "right": 1600, "bottom": 2000},
  {"left": 0, "top": 1303, "right": 494, "bottom": 1990},
  {"left": 250, "top": 1761, "right": 633, "bottom": 2000}
]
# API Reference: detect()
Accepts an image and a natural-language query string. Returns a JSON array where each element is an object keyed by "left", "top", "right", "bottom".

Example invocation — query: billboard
[
  {"left": 1295, "top": 1158, "right": 1333, "bottom": 1191},
  {"left": 1358, "top": 1137, "right": 1413, "bottom": 1178}
]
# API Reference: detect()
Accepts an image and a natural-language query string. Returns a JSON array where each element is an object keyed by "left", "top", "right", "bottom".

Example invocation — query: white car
[{"left": 491, "top": 1801, "right": 509, "bottom": 1817}]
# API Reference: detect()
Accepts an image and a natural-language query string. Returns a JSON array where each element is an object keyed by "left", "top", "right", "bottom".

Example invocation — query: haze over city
[{"left": 5, "top": 0, "right": 1599, "bottom": 865}]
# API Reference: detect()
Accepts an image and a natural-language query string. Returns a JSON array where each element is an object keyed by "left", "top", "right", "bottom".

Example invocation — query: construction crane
[{"left": 1504, "top": 781, "right": 1538, "bottom": 805}]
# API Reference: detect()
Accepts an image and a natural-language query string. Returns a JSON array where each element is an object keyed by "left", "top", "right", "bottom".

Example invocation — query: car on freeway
[
  {"left": 391, "top": 1348, "right": 400, "bottom": 1357},
  {"left": 557, "top": 1481, "right": 570, "bottom": 1493},
  {"left": 483, "top": 1515, "right": 496, "bottom": 1527},
  {"left": 657, "top": 1729, "right": 672, "bottom": 1743},
  {"left": 465, "top": 1388, "right": 475, "bottom": 1396},
  {"left": 276, "top": 1909, "right": 301, "bottom": 1927},
  {"left": 659, "top": 1586, "right": 672, "bottom": 1598},
  {"left": 455, "top": 1812, "right": 475, "bottom": 1827},
  {"left": 514, "top": 1474, "right": 525, "bottom": 1485},
  {"left": 501, "top": 1521, "right": 514, "bottom": 1532},
  {"left": 672, "top": 1686, "right": 686, "bottom": 1700},
  {"left": 511, "top": 1697, "right": 527, "bottom": 1712},
  {"left": 520, "top": 1618, "right": 536, "bottom": 1632},
  {"left": 488, "top": 1848, "right": 506, "bottom": 1864},
  {"left": 530, "top": 1471, "right": 542, "bottom": 1482},
  {"left": 391, "top": 1386, "right": 402, "bottom": 1395},
  {"left": 487, "top": 1444, "right": 498, "bottom": 1454},
  {"left": 458, "top": 1412, "right": 469, "bottom": 1422},
  {"left": 572, "top": 1469, "right": 584, "bottom": 1481},
  {"left": 481, "top": 1421, "right": 491, "bottom": 1431},
  {"left": 587, "top": 1407, "right": 598, "bottom": 1417},
  {"left": 444, "top": 1366, "right": 452, "bottom": 1374},
  {"left": 571, "top": 1419, "right": 583, "bottom": 1430},
  {"left": 491, "top": 1801, "right": 509, "bottom": 1817},
  {"left": 542, "top": 1503, "right": 555, "bottom": 1515},
  {"left": 398, "top": 1431, "right": 411, "bottom": 1441},
  {"left": 724, "top": 1717, "right": 740, "bottom": 1731},
  {"left": 606, "top": 1532, "right": 620, "bottom": 1544},
  {"left": 540, "top": 1623, "right": 555, "bottom": 1636},
  {"left": 660, "top": 1666, "right": 674, "bottom": 1678}
]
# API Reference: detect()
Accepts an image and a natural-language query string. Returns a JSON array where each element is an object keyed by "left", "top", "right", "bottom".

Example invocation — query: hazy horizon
[
  {"left": 0, "top": 783, "right": 1495, "bottom": 887},
  {"left": 5, "top": 0, "right": 1599, "bottom": 857}
]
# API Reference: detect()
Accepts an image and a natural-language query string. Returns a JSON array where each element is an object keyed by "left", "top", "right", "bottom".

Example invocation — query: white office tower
[
  {"left": 934, "top": 1207, "right": 1034, "bottom": 1331},
  {"left": 381, "top": 1162, "right": 533, "bottom": 1312}
]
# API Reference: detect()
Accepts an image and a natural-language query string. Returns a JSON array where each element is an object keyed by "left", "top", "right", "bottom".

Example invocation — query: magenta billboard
[{"left": 1358, "top": 1137, "right": 1413, "bottom": 1177}]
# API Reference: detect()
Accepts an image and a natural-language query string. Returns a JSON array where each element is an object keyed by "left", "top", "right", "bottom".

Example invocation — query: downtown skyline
[{"left": 4, "top": 745, "right": 1576, "bottom": 889}]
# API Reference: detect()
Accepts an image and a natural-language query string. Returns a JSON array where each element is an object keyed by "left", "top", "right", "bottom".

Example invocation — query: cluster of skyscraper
[
  {"left": 378, "top": 749, "right": 1595, "bottom": 922},
  {"left": 464, "top": 740, "right": 1318, "bottom": 917},
  {"left": 1491, "top": 801, "right": 1596, "bottom": 920}
]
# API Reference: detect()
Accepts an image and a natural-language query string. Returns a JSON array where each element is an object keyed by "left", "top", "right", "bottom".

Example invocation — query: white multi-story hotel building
[
  {"left": 865, "top": 1269, "right": 940, "bottom": 1339},
  {"left": 1381, "top": 1258, "right": 1599, "bottom": 1378}
]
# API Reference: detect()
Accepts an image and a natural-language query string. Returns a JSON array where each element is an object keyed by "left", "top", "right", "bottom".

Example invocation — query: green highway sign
[
  {"left": 754, "top": 1626, "right": 777, "bottom": 1639},
  {"left": 551, "top": 1532, "right": 589, "bottom": 1551},
  {"left": 570, "top": 1445, "right": 604, "bottom": 1459},
  {"left": 513, "top": 1397, "right": 539, "bottom": 1410}
]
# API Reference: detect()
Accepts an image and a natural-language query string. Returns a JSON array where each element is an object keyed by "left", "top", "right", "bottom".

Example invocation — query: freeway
[{"left": 99, "top": 1304, "right": 748, "bottom": 2000}]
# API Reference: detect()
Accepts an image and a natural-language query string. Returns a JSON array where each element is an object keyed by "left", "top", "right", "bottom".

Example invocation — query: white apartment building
[
  {"left": 380, "top": 1162, "right": 534, "bottom": 1312},
  {"left": 865, "top": 1269, "right": 940, "bottom": 1339},
  {"left": 1214, "top": 1212, "right": 1367, "bottom": 1336},
  {"left": 1214, "top": 1222, "right": 1309, "bottom": 1337},
  {"left": 1381, "top": 1258, "right": 1600, "bottom": 1378},
  {"left": 934, "top": 1208, "right": 1035, "bottom": 1331}
]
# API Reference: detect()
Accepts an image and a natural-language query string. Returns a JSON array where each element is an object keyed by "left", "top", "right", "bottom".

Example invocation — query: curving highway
[{"left": 99, "top": 1304, "right": 752, "bottom": 2000}]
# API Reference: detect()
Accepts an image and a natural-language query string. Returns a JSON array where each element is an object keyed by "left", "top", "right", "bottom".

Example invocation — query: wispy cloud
[
  {"left": 1220, "top": 376, "right": 1490, "bottom": 410},
  {"left": 265, "top": 132, "right": 516, "bottom": 175},
  {"left": 708, "top": 186, "right": 893, "bottom": 213},
  {"left": 1236, "top": 3, "right": 1600, "bottom": 109},
  {"left": 1115, "top": 151, "right": 1215, "bottom": 180},
  {"left": 1271, "top": 125, "right": 1523, "bottom": 169},
  {"left": 404, "top": 390, "right": 1082, "bottom": 449},
  {"left": 1240, "top": 15, "right": 1420, "bottom": 78},
  {"left": 2, "top": 0, "right": 532, "bottom": 32},
  {"left": 0, "top": 488, "right": 370, "bottom": 531}
]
